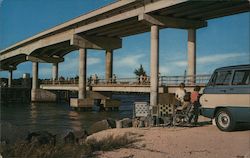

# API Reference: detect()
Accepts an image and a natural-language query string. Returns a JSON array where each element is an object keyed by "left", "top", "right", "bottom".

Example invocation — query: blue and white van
[{"left": 200, "top": 64, "right": 250, "bottom": 131}]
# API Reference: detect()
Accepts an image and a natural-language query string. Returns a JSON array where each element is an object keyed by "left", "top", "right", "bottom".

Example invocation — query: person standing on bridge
[{"left": 112, "top": 74, "right": 117, "bottom": 84}]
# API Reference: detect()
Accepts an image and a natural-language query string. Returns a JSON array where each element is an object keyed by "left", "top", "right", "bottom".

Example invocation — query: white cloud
[
  {"left": 88, "top": 57, "right": 101, "bottom": 65},
  {"left": 159, "top": 52, "right": 249, "bottom": 75},
  {"left": 167, "top": 52, "right": 249, "bottom": 68},
  {"left": 0, "top": 0, "right": 3, "bottom": 7},
  {"left": 159, "top": 66, "right": 170, "bottom": 74},
  {"left": 197, "top": 53, "right": 249, "bottom": 64},
  {"left": 115, "top": 54, "right": 145, "bottom": 68},
  {"left": 39, "top": 67, "right": 51, "bottom": 78}
]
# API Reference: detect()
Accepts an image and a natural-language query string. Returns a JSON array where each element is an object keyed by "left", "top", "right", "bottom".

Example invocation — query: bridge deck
[{"left": 40, "top": 83, "right": 205, "bottom": 94}]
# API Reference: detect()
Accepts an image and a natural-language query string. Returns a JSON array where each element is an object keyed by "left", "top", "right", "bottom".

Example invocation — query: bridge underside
[
  {"left": 0, "top": 0, "right": 249, "bottom": 108},
  {"left": 1, "top": 0, "right": 249, "bottom": 70}
]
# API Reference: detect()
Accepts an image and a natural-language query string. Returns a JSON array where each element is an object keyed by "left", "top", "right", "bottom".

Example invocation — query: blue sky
[{"left": 0, "top": 0, "right": 249, "bottom": 79}]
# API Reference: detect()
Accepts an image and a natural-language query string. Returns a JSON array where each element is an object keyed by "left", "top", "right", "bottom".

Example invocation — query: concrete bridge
[{"left": 0, "top": 0, "right": 249, "bottom": 108}]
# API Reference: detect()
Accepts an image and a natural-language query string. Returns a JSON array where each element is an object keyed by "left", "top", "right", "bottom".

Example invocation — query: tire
[{"left": 215, "top": 108, "right": 236, "bottom": 132}]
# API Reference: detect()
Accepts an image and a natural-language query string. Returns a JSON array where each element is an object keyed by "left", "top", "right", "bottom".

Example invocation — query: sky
[{"left": 0, "top": 0, "right": 249, "bottom": 79}]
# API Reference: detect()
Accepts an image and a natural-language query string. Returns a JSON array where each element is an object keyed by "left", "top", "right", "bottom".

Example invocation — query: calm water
[{"left": 1, "top": 94, "right": 149, "bottom": 135}]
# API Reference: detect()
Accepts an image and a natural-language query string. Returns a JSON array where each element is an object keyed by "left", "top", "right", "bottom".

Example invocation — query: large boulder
[
  {"left": 1, "top": 122, "right": 29, "bottom": 144},
  {"left": 74, "top": 130, "right": 88, "bottom": 145},
  {"left": 88, "top": 118, "right": 116, "bottom": 134},
  {"left": 116, "top": 118, "right": 133, "bottom": 128},
  {"left": 63, "top": 131, "right": 75, "bottom": 144},
  {"left": 26, "top": 131, "right": 56, "bottom": 146}
]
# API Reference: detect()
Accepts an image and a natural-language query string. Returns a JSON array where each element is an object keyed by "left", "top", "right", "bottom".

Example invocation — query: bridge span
[
  {"left": 40, "top": 75, "right": 210, "bottom": 93},
  {"left": 0, "top": 0, "right": 249, "bottom": 108}
]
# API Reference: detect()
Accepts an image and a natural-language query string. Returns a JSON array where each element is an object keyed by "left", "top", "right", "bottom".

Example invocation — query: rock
[
  {"left": 132, "top": 118, "right": 140, "bottom": 128},
  {"left": 63, "top": 131, "right": 75, "bottom": 144},
  {"left": 74, "top": 130, "right": 88, "bottom": 145},
  {"left": 138, "top": 120, "right": 145, "bottom": 128},
  {"left": 88, "top": 119, "right": 114, "bottom": 134},
  {"left": 119, "top": 118, "right": 133, "bottom": 128},
  {"left": 1, "top": 122, "right": 29, "bottom": 144},
  {"left": 26, "top": 131, "right": 56, "bottom": 146},
  {"left": 116, "top": 120, "right": 122, "bottom": 128},
  {"left": 107, "top": 118, "right": 116, "bottom": 128}
]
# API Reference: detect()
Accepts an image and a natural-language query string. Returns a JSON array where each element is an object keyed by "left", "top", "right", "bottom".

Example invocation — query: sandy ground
[{"left": 87, "top": 117, "right": 250, "bottom": 158}]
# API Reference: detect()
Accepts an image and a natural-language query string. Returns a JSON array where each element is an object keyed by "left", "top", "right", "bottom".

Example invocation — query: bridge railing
[
  {"left": 41, "top": 74, "right": 211, "bottom": 86},
  {"left": 161, "top": 74, "right": 211, "bottom": 86}
]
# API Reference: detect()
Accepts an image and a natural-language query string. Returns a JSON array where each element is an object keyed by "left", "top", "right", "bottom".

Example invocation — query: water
[{"left": 1, "top": 94, "right": 149, "bottom": 135}]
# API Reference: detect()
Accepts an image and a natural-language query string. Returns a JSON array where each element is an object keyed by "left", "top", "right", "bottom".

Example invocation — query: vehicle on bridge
[{"left": 200, "top": 64, "right": 250, "bottom": 131}]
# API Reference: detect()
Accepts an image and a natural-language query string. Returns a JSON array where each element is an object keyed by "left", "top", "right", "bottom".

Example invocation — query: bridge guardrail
[{"left": 40, "top": 74, "right": 211, "bottom": 86}]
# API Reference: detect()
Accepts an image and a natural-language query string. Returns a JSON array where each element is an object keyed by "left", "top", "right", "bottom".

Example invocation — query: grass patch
[
  {"left": 86, "top": 132, "right": 138, "bottom": 151},
  {"left": 1, "top": 132, "right": 139, "bottom": 158}
]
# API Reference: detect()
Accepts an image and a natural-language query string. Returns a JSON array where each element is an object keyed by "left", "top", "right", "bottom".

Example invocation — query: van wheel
[{"left": 215, "top": 109, "right": 236, "bottom": 132}]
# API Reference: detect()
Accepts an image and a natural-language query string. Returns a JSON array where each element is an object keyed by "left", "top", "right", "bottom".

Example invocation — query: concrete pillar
[
  {"left": 8, "top": 70, "right": 13, "bottom": 87},
  {"left": 31, "top": 62, "right": 38, "bottom": 101},
  {"left": 187, "top": 29, "right": 196, "bottom": 85},
  {"left": 52, "top": 63, "right": 58, "bottom": 84},
  {"left": 150, "top": 25, "right": 159, "bottom": 107},
  {"left": 105, "top": 50, "right": 113, "bottom": 82},
  {"left": 78, "top": 48, "right": 87, "bottom": 99}
]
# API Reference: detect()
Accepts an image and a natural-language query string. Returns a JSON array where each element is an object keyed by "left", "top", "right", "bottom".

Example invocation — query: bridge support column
[
  {"left": 79, "top": 48, "right": 87, "bottom": 99},
  {"left": 52, "top": 63, "right": 58, "bottom": 84},
  {"left": 70, "top": 48, "right": 94, "bottom": 109},
  {"left": 105, "top": 50, "right": 113, "bottom": 82},
  {"left": 8, "top": 70, "right": 13, "bottom": 87},
  {"left": 150, "top": 25, "right": 159, "bottom": 109},
  {"left": 187, "top": 29, "right": 196, "bottom": 85},
  {"left": 31, "top": 62, "right": 39, "bottom": 101}
]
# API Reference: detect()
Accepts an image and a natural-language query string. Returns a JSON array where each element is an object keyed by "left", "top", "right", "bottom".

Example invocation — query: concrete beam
[
  {"left": 187, "top": 29, "right": 196, "bottom": 84},
  {"left": 78, "top": 48, "right": 87, "bottom": 99},
  {"left": 52, "top": 63, "right": 59, "bottom": 83},
  {"left": 0, "top": 65, "right": 17, "bottom": 71},
  {"left": 150, "top": 25, "right": 159, "bottom": 107},
  {"left": 138, "top": 14, "right": 207, "bottom": 29},
  {"left": 105, "top": 50, "right": 113, "bottom": 81},
  {"left": 26, "top": 55, "right": 64, "bottom": 63},
  {"left": 31, "top": 62, "right": 38, "bottom": 102},
  {"left": 71, "top": 34, "right": 122, "bottom": 50},
  {"left": 8, "top": 70, "right": 13, "bottom": 87}
]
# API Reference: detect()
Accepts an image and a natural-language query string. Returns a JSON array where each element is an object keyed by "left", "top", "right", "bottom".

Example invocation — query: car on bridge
[{"left": 200, "top": 64, "right": 250, "bottom": 131}]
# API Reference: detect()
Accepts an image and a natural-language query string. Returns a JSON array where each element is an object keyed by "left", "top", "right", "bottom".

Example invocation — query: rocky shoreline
[{"left": 0, "top": 118, "right": 136, "bottom": 158}]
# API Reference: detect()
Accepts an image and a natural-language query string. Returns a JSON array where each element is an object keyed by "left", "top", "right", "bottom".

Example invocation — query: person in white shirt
[{"left": 175, "top": 83, "right": 186, "bottom": 105}]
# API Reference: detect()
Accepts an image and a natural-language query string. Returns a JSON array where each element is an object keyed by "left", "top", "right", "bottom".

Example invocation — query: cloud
[
  {"left": 88, "top": 57, "right": 101, "bottom": 65},
  {"left": 198, "top": 53, "right": 249, "bottom": 64},
  {"left": 39, "top": 66, "right": 51, "bottom": 78},
  {"left": 167, "top": 52, "right": 249, "bottom": 67},
  {"left": 159, "top": 66, "right": 170, "bottom": 74},
  {"left": 0, "top": 0, "right": 3, "bottom": 7},
  {"left": 115, "top": 54, "right": 145, "bottom": 68},
  {"left": 159, "top": 52, "right": 249, "bottom": 75}
]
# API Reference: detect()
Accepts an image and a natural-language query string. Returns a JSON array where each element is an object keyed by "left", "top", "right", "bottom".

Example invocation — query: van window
[
  {"left": 211, "top": 71, "right": 232, "bottom": 86},
  {"left": 232, "top": 70, "right": 250, "bottom": 85}
]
